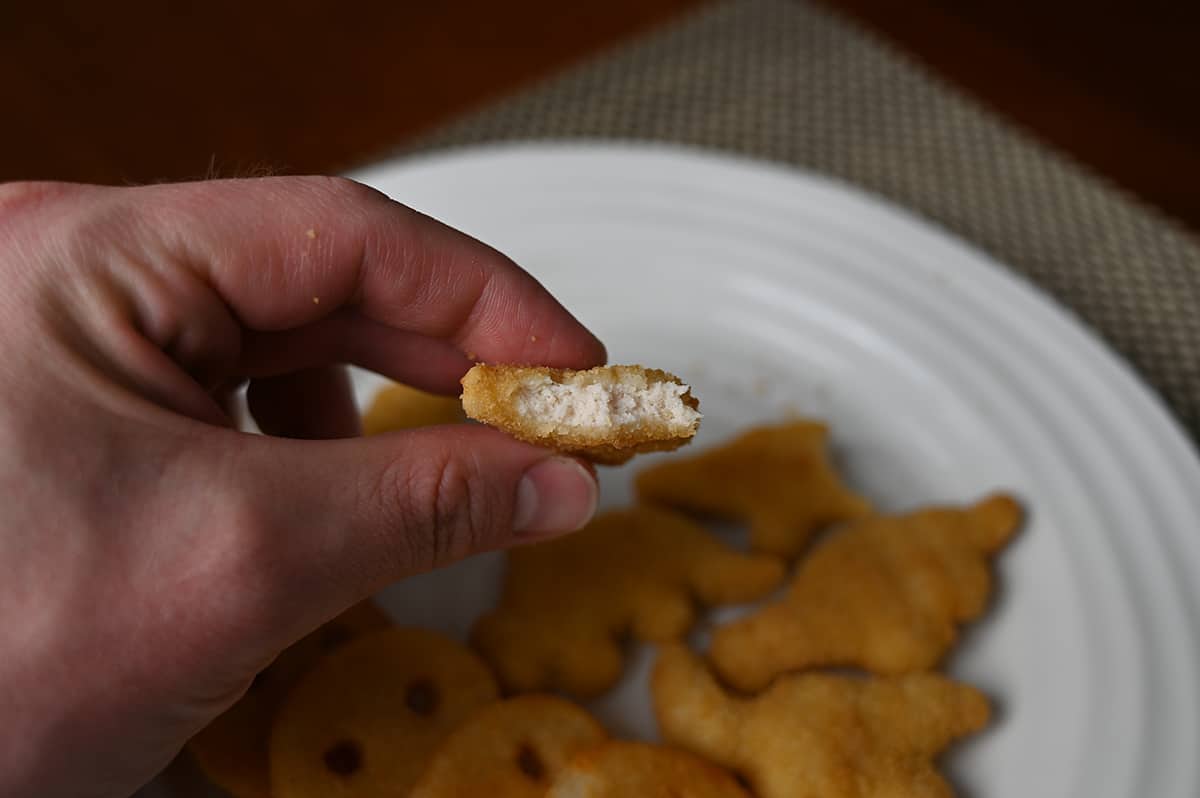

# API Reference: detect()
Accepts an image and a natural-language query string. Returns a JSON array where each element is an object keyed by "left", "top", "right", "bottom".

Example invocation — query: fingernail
[{"left": 513, "top": 456, "right": 598, "bottom": 536}]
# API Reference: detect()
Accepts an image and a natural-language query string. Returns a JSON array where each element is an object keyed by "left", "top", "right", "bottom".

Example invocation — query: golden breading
[
  {"left": 635, "top": 420, "right": 871, "bottom": 557},
  {"left": 362, "top": 382, "right": 464, "bottom": 434},
  {"left": 269, "top": 627, "right": 498, "bottom": 798},
  {"left": 410, "top": 695, "right": 607, "bottom": 797},
  {"left": 710, "top": 494, "right": 1022, "bottom": 691},
  {"left": 652, "top": 645, "right": 990, "bottom": 798},
  {"left": 186, "top": 601, "right": 392, "bottom": 798},
  {"left": 471, "top": 506, "right": 784, "bottom": 698},
  {"left": 460, "top": 364, "right": 701, "bottom": 465},
  {"left": 545, "top": 741, "right": 751, "bottom": 798}
]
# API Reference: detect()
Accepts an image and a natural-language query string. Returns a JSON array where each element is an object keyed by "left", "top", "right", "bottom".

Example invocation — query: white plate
[{"left": 156, "top": 143, "right": 1200, "bottom": 797}]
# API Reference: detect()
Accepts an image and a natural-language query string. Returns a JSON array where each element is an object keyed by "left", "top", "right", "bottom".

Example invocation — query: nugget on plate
[
  {"left": 710, "top": 494, "right": 1022, "bottom": 691},
  {"left": 410, "top": 695, "right": 607, "bottom": 797},
  {"left": 269, "top": 627, "right": 498, "bottom": 798},
  {"left": 653, "top": 645, "right": 990, "bottom": 798},
  {"left": 472, "top": 506, "right": 784, "bottom": 698},
  {"left": 460, "top": 364, "right": 701, "bottom": 464},
  {"left": 636, "top": 420, "right": 871, "bottom": 557},
  {"left": 545, "top": 740, "right": 750, "bottom": 798},
  {"left": 186, "top": 601, "right": 392, "bottom": 798}
]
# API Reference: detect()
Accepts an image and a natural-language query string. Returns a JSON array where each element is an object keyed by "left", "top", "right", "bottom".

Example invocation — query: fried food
[
  {"left": 545, "top": 741, "right": 751, "bottom": 798},
  {"left": 652, "top": 644, "right": 990, "bottom": 798},
  {"left": 362, "top": 382, "right": 464, "bottom": 434},
  {"left": 460, "top": 364, "right": 701, "bottom": 465},
  {"left": 710, "top": 494, "right": 1022, "bottom": 691},
  {"left": 410, "top": 695, "right": 607, "bottom": 797},
  {"left": 635, "top": 420, "right": 871, "bottom": 557},
  {"left": 472, "top": 506, "right": 784, "bottom": 698},
  {"left": 268, "top": 627, "right": 498, "bottom": 798},
  {"left": 186, "top": 601, "right": 392, "bottom": 798}
]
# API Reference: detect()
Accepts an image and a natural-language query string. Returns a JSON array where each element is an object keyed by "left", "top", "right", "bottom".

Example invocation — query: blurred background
[{"left": 2, "top": 0, "right": 1198, "bottom": 230}]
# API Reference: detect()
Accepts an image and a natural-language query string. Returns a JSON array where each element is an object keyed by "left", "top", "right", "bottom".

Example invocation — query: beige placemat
[{"left": 404, "top": 0, "right": 1200, "bottom": 440}]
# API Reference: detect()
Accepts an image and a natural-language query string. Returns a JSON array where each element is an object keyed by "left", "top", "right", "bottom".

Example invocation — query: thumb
[{"left": 227, "top": 423, "right": 598, "bottom": 615}]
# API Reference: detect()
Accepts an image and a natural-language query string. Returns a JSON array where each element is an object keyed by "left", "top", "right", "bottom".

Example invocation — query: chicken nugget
[
  {"left": 652, "top": 644, "right": 990, "bottom": 798},
  {"left": 545, "top": 740, "right": 751, "bottom": 798},
  {"left": 472, "top": 506, "right": 784, "bottom": 698},
  {"left": 410, "top": 695, "right": 606, "bottom": 797},
  {"left": 186, "top": 601, "right": 391, "bottom": 798},
  {"left": 269, "top": 627, "right": 498, "bottom": 798},
  {"left": 460, "top": 364, "right": 700, "bottom": 465},
  {"left": 636, "top": 420, "right": 871, "bottom": 557},
  {"left": 362, "top": 382, "right": 464, "bottom": 434},
  {"left": 711, "top": 494, "right": 1022, "bottom": 691}
]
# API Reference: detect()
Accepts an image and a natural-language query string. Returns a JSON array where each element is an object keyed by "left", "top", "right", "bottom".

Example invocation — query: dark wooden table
[{"left": 3, "top": 0, "right": 1197, "bottom": 230}]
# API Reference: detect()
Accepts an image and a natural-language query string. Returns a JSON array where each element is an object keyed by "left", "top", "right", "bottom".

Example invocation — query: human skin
[{"left": 0, "top": 177, "right": 604, "bottom": 798}]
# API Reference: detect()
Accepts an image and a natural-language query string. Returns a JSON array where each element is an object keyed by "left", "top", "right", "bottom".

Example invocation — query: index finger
[{"left": 127, "top": 175, "right": 607, "bottom": 371}]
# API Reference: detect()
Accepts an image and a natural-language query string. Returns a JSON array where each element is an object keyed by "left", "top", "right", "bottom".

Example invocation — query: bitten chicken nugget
[
  {"left": 269, "top": 627, "right": 498, "bottom": 798},
  {"left": 545, "top": 741, "right": 751, "bottom": 798},
  {"left": 653, "top": 645, "right": 990, "bottom": 798},
  {"left": 635, "top": 420, "right": 871, "bottom": 557},
  {"left": 460, "top": 364, "right": 701, "bottom": 465},
  {"left": 187, "top": 601, "right": 392, "bottom": 798},
  {"left": 362, "top": 382, "right": 464, "bottom": 434},
  {"left": 410, "top": 695, "right": 607, "bottom": 797},
  {"left": 711, "top": 494, "right": 1022, "bottom": 691},
  {"left": 472, "top": 506, "right": 784, "bottom": 698}
]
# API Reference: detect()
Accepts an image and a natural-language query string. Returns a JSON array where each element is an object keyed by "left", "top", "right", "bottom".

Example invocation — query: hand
[{"left": 0, "top": 177, "right": 604, "bottom": 798}]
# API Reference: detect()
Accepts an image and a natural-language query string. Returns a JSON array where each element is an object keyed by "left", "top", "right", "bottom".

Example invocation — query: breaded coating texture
[
  {"left": 269, "top": 627, "right": 498, "bottom": 798},
  {"left": 410, "top": 695, "right": 606, "bottom": 798},
  {"left": 653, "top": 645, "right": 990, "bottom": 798},
  {"left": 460, "top": 364, "right": 700, "bottom": 465},
  {"left": 471, "top": 506, "right": 785, "bottom": 698},
  {"left": 710, "top": 494, "right": 1022, "bottom": 691},
  {"left": 186, "top": 601, "right": 391, "bottom": 798},
  {"left": 636, "top": 420, "right": 871, "bottom": 557},
  {"left": 546, "top": 741, "right": 751, "bottom": 798}
]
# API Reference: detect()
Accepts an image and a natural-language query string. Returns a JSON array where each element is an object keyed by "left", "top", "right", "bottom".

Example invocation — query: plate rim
[{"left": 353, "top": 139, "right": 1200, "bottom": 474}]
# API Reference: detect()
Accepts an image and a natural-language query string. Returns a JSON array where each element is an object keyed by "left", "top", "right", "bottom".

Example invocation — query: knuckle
[
  {"left": 373, "top": 451, "right": 493, "bottom": 573},
  {"left": 431, "top": 455, "right": 489, "bottom": 562},
  {"left": 0, "top": 180, "right": 74, "bottom": 216},
  {"left": 211, "top": 488, "right": 282, "bottom": 608},
  {"left": 178, "top": 488, "right": 290, "bottom": 680},
  {"left": 304, "top": 175, "right": 391, "bottom": 208},
  {"left": 223, "top": 487, "right": 275, "bottom": 549}
]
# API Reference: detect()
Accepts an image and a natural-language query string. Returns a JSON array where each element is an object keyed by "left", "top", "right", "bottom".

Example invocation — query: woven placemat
[{"left": 405, "top": 0, "right": 1200, "bottom": 440}]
